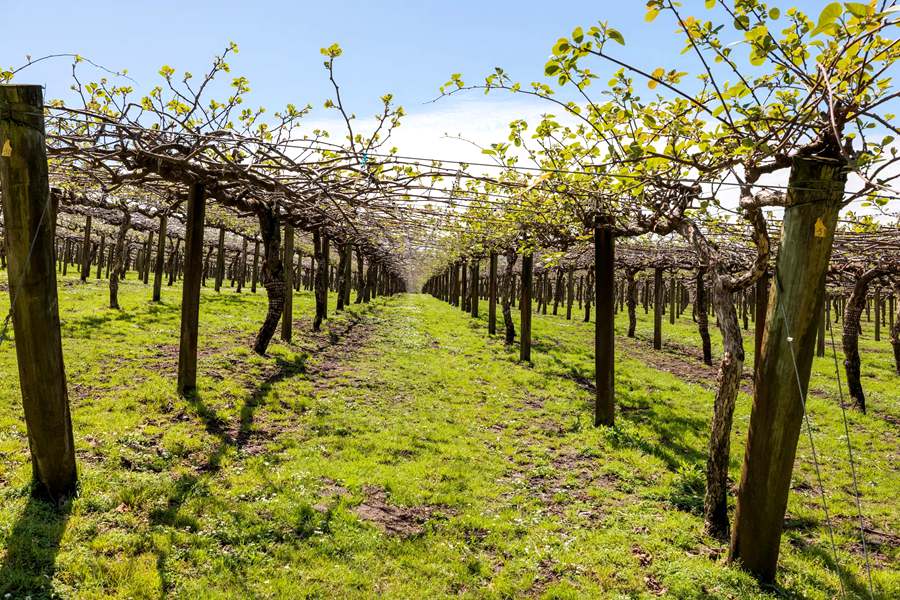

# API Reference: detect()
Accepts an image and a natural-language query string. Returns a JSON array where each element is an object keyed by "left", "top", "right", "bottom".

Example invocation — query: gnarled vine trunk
[
  {"left": 625, "top": 268, "right": 637, "bottom": 338},
  {"left": 841, "top": 267, "right": 896, "bottom": 412},
  {"left": 501, "top": 250, "right": 517, "bottom": 344},
  {"left": 109, "top": 210, "right": 131, "bottom": 309},
  {"left": 252, "top": 209, "right": 284, "bottom": 355},
  {"left": 704, "top": 273, "right": 744, "bottom": 540}
]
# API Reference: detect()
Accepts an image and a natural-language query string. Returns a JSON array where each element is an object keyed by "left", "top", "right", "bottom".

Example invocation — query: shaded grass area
[{"left": 0, "top": 269, "right": 896, "bottom": 598}]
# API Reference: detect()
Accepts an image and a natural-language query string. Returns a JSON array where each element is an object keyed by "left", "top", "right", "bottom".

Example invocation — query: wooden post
[
  {"left": 96, "top": 234, "right": 105, "bottom": 279},
  {"left": 142, "top": 230, "right": 153, "bottom": 285},
  {"left": 488, "top": 252, "right": 498, "bottom": 335},
  {"left": 874, "top": 288, "right": 881, "bottom": 342},
  {"left": 669, "top": 272, "right": 676, "bottom": 324},
  {"left": 816, "top": 281, "right": 826, "bottom": 358},
  {"left": 152, "top": 215, "right": 167, "bottom": 301},
  {"left": 251, "top": 240, "right": 260, "bottom": 293},
  {"left": 341, "top": 243, "right": 352, "bottom": 307},
  {"left": 461, "top": 259, "right": 469, "bottom": 312},
  {"left": 214, "top": 226, "right": 225, "bottom": 292},
  {"left": 595, "top": 226, "right": 615, "bottom": 427},
  {"left": 177, "top": 182, "right": 206, "bottom": 396},
  {"left": 0, "top": 84, "right": 77, "bottom": 500},
  {"left": 470, "top": 259, "right": 480, "bottom": 318},
  {"left": 754, "top": 270, "right": 770, "bottom": 372},
  {"left": 282, "top": 224, "right": 294, "bottom": 342},
  {"left": 313, "top": 230, "right": 329, "bottom": 331},
  {"left": 653, "top": 268, "right": 663, "bottom": 350},
  {"left": 730, "top": 155, "right": 846, "bottom": 583},
  {"left": 520, "top": 252, "right": 533, "bottom": 362},
  {"left": 80, "top": 214, "right": 92, "bottom": 281}
]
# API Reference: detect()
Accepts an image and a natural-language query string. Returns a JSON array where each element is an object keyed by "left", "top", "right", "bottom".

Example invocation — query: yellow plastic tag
[
  {"left": 1, "top": 140, "right": 10, "bottom": 157},
  {"left": 814, "top": 218, "right": 826, "bottom": 238}
]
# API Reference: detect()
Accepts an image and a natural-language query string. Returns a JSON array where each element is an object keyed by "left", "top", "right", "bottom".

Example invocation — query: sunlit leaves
[{"left": 811, "top": 2, "right": 843, "bottom": 36}]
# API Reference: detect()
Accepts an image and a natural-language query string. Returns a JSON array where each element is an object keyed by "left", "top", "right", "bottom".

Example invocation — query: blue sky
[{"left": 3, "top": 0, "right": 831, "bottom": 113}]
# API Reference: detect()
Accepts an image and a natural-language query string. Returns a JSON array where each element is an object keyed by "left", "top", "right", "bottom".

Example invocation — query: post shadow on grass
[
  {"left": 149, "top": 352, "right": 307, "bottom": 591},
  {"left": 526, "top": 333, "right": 709, "bottom": 472},
  {"left": 0, "top": 494, "right": 71, "bottom": 596}
]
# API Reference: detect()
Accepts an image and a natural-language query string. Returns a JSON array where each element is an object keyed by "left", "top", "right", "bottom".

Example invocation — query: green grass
[{"left": 0, "top": 268, "right": 896, "bottom": 598}]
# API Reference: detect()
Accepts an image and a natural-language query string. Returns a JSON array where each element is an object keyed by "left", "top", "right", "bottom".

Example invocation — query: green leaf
[
  {"left": 645, "top": 9, "right": 660, "bottom": 22},
  {"left": 811, "top": 2, "right": 842, "bottom": 36},
  {"left": 544, "top": 62, "right": 560, "bottom": 76},
  {"left": 608, "top": 29, "right": 625, "bottom": 45},
  {"left": 844, "top": 2, "right": 869, "bottom": 18},
  {"left": 769, "top": 7, "right": 780, "bottom": 19},
  {"left": 705, "top": 0, "right": 715, "bottom": 8},
  {"left": 572, "top": 26, "right": 584, "bottom": 43}
]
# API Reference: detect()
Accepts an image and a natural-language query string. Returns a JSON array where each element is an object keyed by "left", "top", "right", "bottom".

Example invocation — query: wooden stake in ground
[
  {"left": 470, "top": 259, "right": 480, "bottom": 318},
  {"left": 595, "top": 224, "right": 615, "bottom": 427},
  {"left": 653, "top": 268, "right": 664, "bottom": 350},
  {"left": 520, "top": 251, "right": 533, "bottom": 362},
  {"left": 177, "top": 182, "right": 206, "bottom": 396},
  {"left": 488, "top": 252, "right": 498, "bottom": 335},
  {"left": 0, "top": 84, "right": 77, "bottom": 501},
  {"left": 80, "top": 214, "right": 92, "bottom": 282},
  {"left": 729, "top": 155, "right": 846, "bottom": 583},
  {"left": 214, "top": 226, "right": 226, "bottom": 292}
]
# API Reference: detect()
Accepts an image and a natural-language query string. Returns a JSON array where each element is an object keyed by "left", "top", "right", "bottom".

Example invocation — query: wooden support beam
[
  {"left": 0, "top": 84, "right": 78, "bottom": 501},
  {"left": 177, "top": 182, "right": 206, "bottom": 396},
  {"left": 754, "top": 270, "right": 770, "bottom": 371},
  {"left": 730, "top": 155, "right": 846, "bottom": 584},
  {"left": 251, "top": 240, "right": 260, "bottom": 293},
  {"left": 488, "top": 252, "right": 498, "bottom": 335},
  {"left": 470, "top": 259, "right": 480, "bottom": 318},
  {"left": 80, "top": 214, "right": 92, "bottom": 281},
  {"left": 595, "top": 226, "right": 615, "bottom": 427},
  {"left": 520, "top": 252, "right": 533, "bottom": 362},
  {"left": 653, "top": 268, "right": 664, "bottom": 350}
]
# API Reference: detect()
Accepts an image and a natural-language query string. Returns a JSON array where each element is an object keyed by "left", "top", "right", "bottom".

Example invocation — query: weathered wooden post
[
  {"left": 488, "top": 252, "right": 498, "bottom": 335},
  {"left": 177, "top": 182, "right": 206, "bottom": 396},
  {"left": 729, "top": 155, "right": 846, "bottom": 583},
  {"left": 595, "top": 224, "right": 615, "bottom": 426},
  {"left": 816, "top": 281, "right": 826, "bottom": 358},
  {"left": 341, "top": 242, "right": 352, "bottom": 307},
  {"left": 142, "top": 230, "right": 153, "bottom": 285},
  {"left": 152, "top": 215, "right": 167, "bottom": 301},
  {"left": 653, "top": 268, "right": 664, "bottom": 350},
  {"left": 754, "top": 270, "right": 770, "bottom": 372},
  {"left": 461, "top": 259, "right": 469, "bottom": 312},
  {"left": 251, "top": 239, "right": 260, "bottom": 293},
  {"left": 874, "top": 288, "right": 881, "bottom": 342},
  {"left": 669, "top": 272, "right": 677, "bottom": 324},
  {"left": 236, "top": 238, "right": 248, "bottom": 293},
  {"left": 470, "top": 258, "right": 480, "bottom": 318},
  {"left": 214, "top": 226, "right": 226, "bottom": 292},
  {"left": 282, "top": 224, "right": 294, "bottom": 341},
  {"left": 313, "top": 230, "right": 329, "bottom": 331},
  {"left": 0, "top": 84, "right": 78, "bottom": 501},
  {"left": 80, "top": 214, "right": 92, "bottom": 281},
  {"left": 520, "top": 251, "right": 533, "bottom": 362},
  {"left": 96, "top": 234, "right": 105, "bottom": 279}
]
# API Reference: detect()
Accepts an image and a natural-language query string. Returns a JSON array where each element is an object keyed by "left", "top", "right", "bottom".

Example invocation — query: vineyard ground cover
[{"left": 0, "top": 271, "right": 896, "bottom": 598}]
